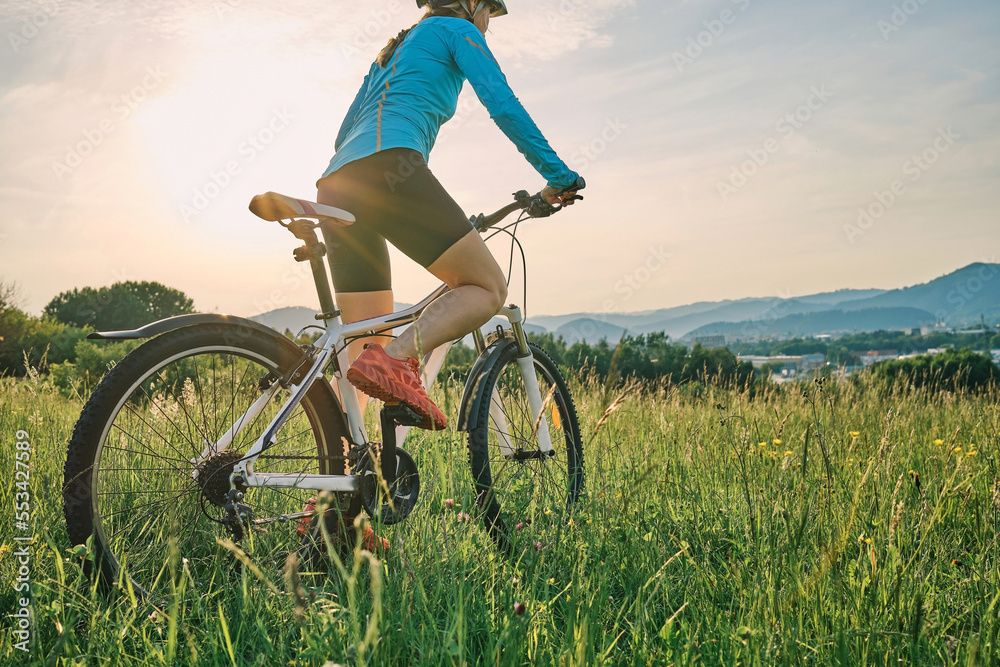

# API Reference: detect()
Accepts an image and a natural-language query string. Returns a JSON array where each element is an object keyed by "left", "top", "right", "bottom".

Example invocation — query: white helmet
[{"left": 416, "top": 0, "right": 508, "bottom": 18}]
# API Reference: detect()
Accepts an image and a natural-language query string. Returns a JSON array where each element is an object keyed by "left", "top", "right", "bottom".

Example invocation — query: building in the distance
[{"left": 693, "top": 335, "right": 726, "bottom": 348}]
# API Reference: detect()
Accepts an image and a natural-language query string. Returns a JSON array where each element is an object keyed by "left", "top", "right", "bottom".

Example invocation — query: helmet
[{"left": 416, "top": 0, "right": 508, "bottom": 18}]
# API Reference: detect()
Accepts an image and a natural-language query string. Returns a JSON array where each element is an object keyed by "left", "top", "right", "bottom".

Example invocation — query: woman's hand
[{"left": 541, "top": 185, "right": 578, "bottom": 207}]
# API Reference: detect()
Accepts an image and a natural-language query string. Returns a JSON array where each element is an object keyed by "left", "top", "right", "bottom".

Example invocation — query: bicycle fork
[{"left": 477, "top": 305, "right": 555, "bottom": 457}]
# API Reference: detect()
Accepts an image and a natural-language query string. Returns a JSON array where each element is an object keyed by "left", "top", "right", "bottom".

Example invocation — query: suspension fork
[{"left": 493, "top": 306, "right": 555, "bottom": 455}]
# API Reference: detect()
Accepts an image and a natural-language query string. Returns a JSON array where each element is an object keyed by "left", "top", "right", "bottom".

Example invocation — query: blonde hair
[{"left": 376, "top": 2, "right": 479, "bottom": 67}]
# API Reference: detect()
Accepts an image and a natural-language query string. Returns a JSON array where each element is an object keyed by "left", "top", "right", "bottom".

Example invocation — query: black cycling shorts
[{"left": 316, "top": 148, "right": 474, "bottom": 294}]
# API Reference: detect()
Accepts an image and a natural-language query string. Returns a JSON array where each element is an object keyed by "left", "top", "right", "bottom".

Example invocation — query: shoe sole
[{"left": 347, "top": 368, "right": 447, "bottom": 431}]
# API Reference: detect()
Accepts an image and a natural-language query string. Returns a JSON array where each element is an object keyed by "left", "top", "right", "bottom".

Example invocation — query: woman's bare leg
[
  {"left": 384, "top": 230, "right": 507, "bottom": 361},
  {"left": 337, "top": 290, "right": 394, "bottom": 403}
]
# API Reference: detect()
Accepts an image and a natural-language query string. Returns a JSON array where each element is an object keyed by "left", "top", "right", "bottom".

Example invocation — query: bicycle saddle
[{"left": 249, "top": 192, "right": 356, "bottom": 226}]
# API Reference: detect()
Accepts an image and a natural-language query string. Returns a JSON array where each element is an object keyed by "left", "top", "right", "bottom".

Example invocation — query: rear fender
[{"left": 88, "top": 313, "right": 288, "bottom": 346}]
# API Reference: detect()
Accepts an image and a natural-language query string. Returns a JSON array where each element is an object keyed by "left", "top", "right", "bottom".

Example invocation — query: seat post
[{"left": 288, "top": 220, "right": 339, "bottom": 318}]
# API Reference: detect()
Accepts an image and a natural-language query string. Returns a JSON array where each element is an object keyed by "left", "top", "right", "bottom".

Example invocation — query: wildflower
[
  {"left": 864, "top": 538, "right": 872, "bottom": 545},
  {"left": 954, "top": 447, "right": 962, "bottom": 453},
  {"left": 513, "top": 602, "right": 526, "bottom": 616},
  {"left": 598, "top": 492, "right": 605, "bottom": 498},
  {"left": 586, "top": 519, "right": 592, "bottom": 525},
  {"left": 758, "top": 442, "right": 767, "bottom": 448},
  {"left": 784, "top": 450, "right": 793, "bottom": 457},
  {"left": 534, "top": 542, "right": 542, "bottom": 551},
  {"left": 511, "top": 577, "right": 520, "bottom": 584},
  {"left": 966, "top": 451, "right": 977, "bottom": 457},
  {"left": 547, "top": 577, "right": 555, "bottom": 584},
  {"left": 849, "top": 431, "right": 860, "bottom": 438},
  {"left": 544, "top": 508, "right": 553, "bottom": 516},
  {"left": 773, "top": 438, "right": 782, "bottom": 446},
  {"left": 457, "top": 512, "right": 471, "bottom": 522},
  {"left": 933, "top": 439, "right": 944, "bottom": 446},
  {"left": 515, "top": 522, "right": 524, "bottom": 530},
  {"left": 445, "top": 498, "right": 455, "bottom": 509}
]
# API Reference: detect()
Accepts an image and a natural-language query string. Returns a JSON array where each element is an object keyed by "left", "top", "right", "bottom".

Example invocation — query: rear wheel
[
  {"left": 466, "top": 340, "right": 584, "bottom": 552},
  {"left": 62, "top": 323, "right": 356, "bottom": 598}
]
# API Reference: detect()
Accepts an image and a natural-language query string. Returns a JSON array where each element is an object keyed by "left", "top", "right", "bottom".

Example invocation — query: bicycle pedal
[{"left": 382, "top": 403, "right": 424, "bottom": 427}]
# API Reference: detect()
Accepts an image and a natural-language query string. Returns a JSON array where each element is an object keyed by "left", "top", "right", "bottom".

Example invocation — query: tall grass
[{"left": 1, "top": 368, "right": 998, "bottom": 665}]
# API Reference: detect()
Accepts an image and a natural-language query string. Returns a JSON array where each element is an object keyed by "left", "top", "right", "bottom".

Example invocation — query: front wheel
[{"left": 466, "top": 341, "right": 584, "bottom": 552}]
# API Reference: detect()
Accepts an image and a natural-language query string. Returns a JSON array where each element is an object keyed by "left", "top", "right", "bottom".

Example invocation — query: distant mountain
[
  {"left": 246, "top": 263, "right": 999, "bottom": 345},
  {"left": 249, "top": 306, "right": 319, "bottom": 335},
  {"left": 836, "top": 263, "right": 1000, "bottom": 324},
  {"left": 555, "top": 318, "right": 626, "bottom": 345},
  {"left": 686, "top": 307, "right": 937, "bottom": 339}
]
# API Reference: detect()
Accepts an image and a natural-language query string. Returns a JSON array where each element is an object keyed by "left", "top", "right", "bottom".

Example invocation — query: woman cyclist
[{"left": 317, "top": 0, "right": 583, "bottom": 432}]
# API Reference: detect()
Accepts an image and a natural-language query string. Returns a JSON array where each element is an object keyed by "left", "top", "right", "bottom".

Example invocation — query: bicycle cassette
[{"left": 356, "top": 446, "right": 420, "bottom": 525}]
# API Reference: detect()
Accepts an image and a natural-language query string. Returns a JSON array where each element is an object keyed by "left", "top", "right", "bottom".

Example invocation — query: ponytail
[
  {"left": 377, "top": 24, "right": 418, "bottom": 68},
  {"left": 376, "top": 4, "right": 474, "bottom": 68}
]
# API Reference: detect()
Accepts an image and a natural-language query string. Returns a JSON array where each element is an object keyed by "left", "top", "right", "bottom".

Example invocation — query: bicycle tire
[
  {"left": 466, "top": 340, "right": 584, "bottom": 553},
  {"left": 62, "top": 323, "right": 357, "bottom": 598}
]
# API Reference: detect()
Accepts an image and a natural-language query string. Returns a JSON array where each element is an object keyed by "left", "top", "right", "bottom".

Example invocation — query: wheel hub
[{"left": 196, "top": 450, "right": 246, "bottom": 507}]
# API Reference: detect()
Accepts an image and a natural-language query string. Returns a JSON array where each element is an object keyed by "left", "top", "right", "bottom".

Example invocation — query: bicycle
[{"left": 62, "top": 179, "right": 586, "bottom": 598}]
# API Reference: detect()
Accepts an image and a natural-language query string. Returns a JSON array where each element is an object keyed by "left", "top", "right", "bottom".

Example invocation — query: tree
[
  {"left": 44, "top": 281, "right": 195, "bottom": 331},
  {"left": 868, "top": 348, "right": 1000, "bottom": 394}
]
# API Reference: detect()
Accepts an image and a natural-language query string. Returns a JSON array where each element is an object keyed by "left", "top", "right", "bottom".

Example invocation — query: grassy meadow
[{"left": 2, "top": 367, "right": 999, "bottom": 666}]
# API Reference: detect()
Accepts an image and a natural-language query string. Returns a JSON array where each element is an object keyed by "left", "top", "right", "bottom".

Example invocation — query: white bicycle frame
[{"left": 191, "top": 284, "right": 555, "bottom": 498}]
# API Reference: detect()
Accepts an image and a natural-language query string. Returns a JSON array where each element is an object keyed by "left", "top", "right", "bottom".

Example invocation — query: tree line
[{"left": 3, "top": 280, "right": 996, "bottom": 395}]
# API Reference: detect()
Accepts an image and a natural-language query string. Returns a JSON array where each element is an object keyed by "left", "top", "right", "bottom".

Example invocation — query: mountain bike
[{"left": 62, "top": 179, "right": 586, "bottom": 598}]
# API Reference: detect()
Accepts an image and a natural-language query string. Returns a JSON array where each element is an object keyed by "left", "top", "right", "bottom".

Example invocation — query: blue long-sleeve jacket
[{"left": 322, "top": 16, "right": 578, "bottom": 189}]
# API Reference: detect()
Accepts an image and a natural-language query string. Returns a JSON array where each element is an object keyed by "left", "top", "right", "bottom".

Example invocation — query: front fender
[
  {"left": 456, "top": 337, "right": 518, "bottom": 432},
  {"left": 87, "top": 313, "right": 283, "bottom": 342}
]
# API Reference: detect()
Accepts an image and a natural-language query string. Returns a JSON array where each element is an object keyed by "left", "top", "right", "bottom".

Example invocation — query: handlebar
[{"left": 472, "top": 177, "right": 586, "bottom": 232}]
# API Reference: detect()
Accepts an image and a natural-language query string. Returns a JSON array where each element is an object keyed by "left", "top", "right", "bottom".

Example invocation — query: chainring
[{"left": 356, "top": 446, "right": 420, "bottom": 525}]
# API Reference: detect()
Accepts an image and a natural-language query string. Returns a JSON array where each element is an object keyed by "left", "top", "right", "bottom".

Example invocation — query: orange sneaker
[
  {"left": 346, "top": 343, "right": 447, "bottom": 430},
  {"left": 296, "top": 497, "right": 318, "bottom": 538},
  {"left": 362, "top": 525, "right": 390, "bottom": 553}
]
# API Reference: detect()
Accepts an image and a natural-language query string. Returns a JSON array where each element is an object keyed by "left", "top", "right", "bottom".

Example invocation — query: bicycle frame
[{"left": 204, "top": 281, "right": 553, "bottom": 498}]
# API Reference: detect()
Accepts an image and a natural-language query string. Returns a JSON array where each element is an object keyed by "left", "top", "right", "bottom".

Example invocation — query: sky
[{"left": 1, "top": 0, "right": 998, "bottom": 321}]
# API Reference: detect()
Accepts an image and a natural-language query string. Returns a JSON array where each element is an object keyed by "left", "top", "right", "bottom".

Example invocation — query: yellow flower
[
  {"left": 933, "top": 439, "right": 944, "bottom": 446},
  {"left": 547, "top": 578, "right": 555, "bottom": 584},
  {"left": 784, "top": 450, "right": 793, "bottom": 456},
  {"left": 773, "top": 439, "right": 782, "bottom": 446},
  {"left": 586, "top": 519, "right": 592, "bottom": 524},
  {"left": 864, "top": 538, "right": 872, "bottom": 545},
  {"left": 954, "top": 446, "right": 962, "bottom": 453},
  {"left": 966, "top": 451, "right": 977, "bottom": 457},
  {"left": 758, "top": 442, "right": 767, "bottom": 448},
  {"left": 544, "top": 508, "right": 553, "bottom": 515},
  {"left": 849, "top": 431, "right": 860, "bottom": 438}
]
